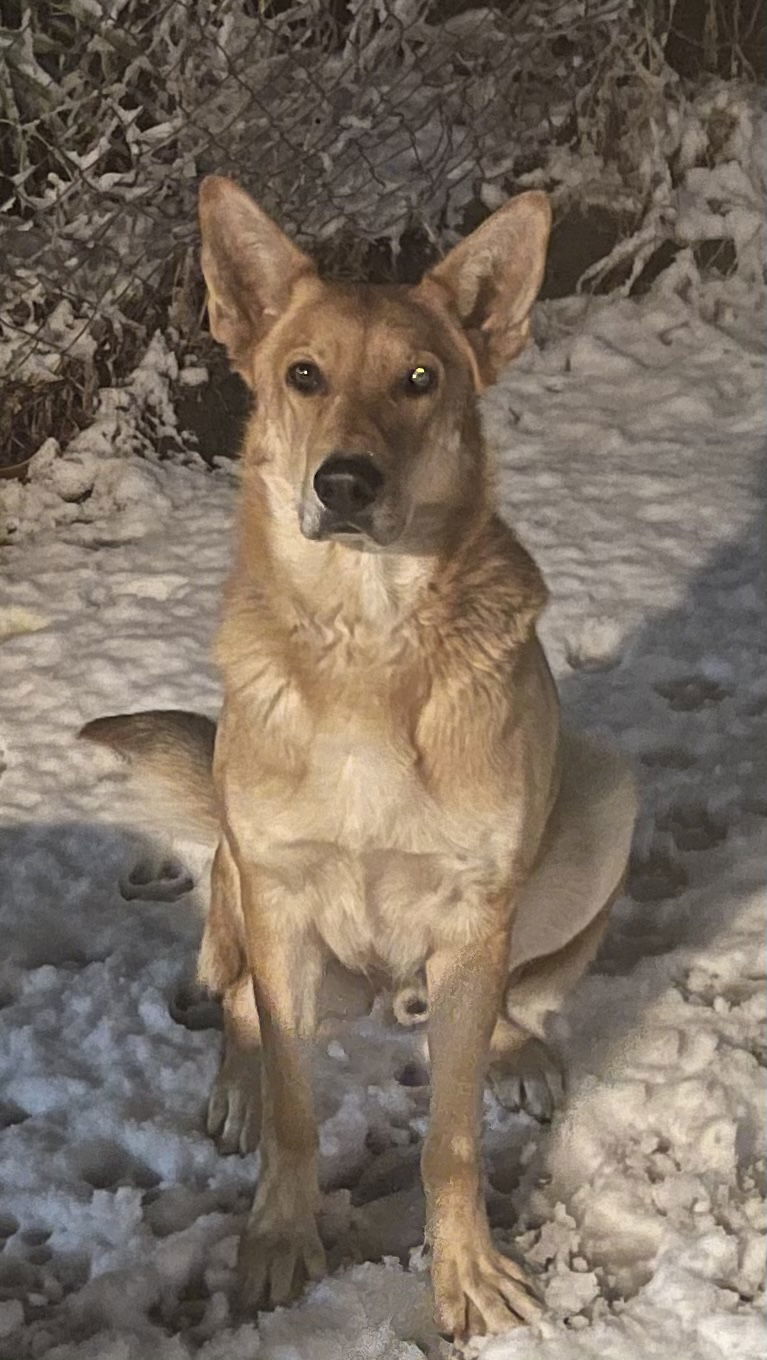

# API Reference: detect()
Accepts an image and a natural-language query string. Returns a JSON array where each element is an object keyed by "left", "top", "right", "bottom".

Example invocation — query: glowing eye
[
  {"left": 405, "top": 365, "right": 437, "bottom": 395},
  {"left": 286, "top": 361, "right": 324, "bottom": 394}
]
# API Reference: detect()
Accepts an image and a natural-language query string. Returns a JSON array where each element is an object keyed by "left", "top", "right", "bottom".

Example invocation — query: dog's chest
[
  {"left": 239, "top": 703, "right": 515, "bottom": 974},
  {"left": 221, "top": 618, "right": 525, "bottom": 972},
  {"left": 321, "top": 738, "right": 416, "bottom": 845},
  {"left": 274, "top": 705, "right": 445, "bottom": 852}
]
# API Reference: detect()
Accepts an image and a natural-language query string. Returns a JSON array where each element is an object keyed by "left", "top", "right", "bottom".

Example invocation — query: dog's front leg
[
  {"left": 423, "top": 926, "right": 542, "bottom": 1340},
  {"left": 234, "top": 858, "right": 326, "bottom": 1311},
  {"left": 201, "top": 838, "right": 263, "bottom": 1155}
]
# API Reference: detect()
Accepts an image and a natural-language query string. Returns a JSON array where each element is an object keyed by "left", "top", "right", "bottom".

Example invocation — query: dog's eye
[
  {"left": 404, "top": 365, "right": 437, "bottom": 396},
  {"left": 286, "top": 361, "right": 324, "bottom": 394}
]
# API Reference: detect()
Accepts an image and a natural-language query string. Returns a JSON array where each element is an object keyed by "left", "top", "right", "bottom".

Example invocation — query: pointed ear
[
  {"left": 420, "top": 192, "right": 551, "bottom": 386},
  {"left": 198, "top": 176, "right": 315, "bottom": 375}
]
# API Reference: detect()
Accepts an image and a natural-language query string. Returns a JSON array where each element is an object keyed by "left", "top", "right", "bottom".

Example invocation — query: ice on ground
[{"left": 0, "top": 278, "right": 764, "bottom": 1358}]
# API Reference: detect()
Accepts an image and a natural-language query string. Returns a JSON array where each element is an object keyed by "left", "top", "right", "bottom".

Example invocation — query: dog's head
[{"left": 199, "top": 178, "right": 550, "bottom": 551}]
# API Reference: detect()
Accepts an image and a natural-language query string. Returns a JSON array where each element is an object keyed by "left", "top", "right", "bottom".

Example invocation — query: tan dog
[{"left": 81, "top": 178, "right": 637, "bottom": 1341}]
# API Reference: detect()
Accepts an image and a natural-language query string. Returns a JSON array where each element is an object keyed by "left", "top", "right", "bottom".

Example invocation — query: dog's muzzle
[{"left": 311, "top": 453, "right": 385, "bottom": 538}]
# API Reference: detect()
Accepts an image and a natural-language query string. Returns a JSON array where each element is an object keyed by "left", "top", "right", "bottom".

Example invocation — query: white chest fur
[{"left": 224, "top": 702, "right": 518, "bottom": 978}]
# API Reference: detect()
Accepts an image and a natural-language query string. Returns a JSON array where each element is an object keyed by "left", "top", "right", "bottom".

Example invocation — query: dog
[{"left": 80, "top": 177, "right": 637, "bottom": 1341}]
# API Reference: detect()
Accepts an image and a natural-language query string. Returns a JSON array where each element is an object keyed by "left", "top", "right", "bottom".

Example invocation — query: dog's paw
[
  {"left": 207, "top": 1045, "right": 262, "bottom": 1155},
  {"left": 432, "top": 1239, "right": 543, "bottom": 1340},
  {"left": 238, "top": 1202, "right": 326, "bottom": 1311},
  {"left": 169, "top": 981, "right": 222, "bottom": 1033},
  {"left": 120, "top": 854, "right": 193, "bottom": 902},
  {"left": 488, "top": 1035, "right": 564, "bottom": 1122}
]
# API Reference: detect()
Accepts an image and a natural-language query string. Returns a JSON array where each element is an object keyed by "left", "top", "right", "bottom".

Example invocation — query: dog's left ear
[{"left": 419, "top": 192, "right": 551, "bottom": 387}]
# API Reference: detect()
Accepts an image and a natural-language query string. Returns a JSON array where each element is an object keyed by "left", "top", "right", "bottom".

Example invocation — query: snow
[{"left": 0, "top": 274, "right": 765, "bottom": 1358}]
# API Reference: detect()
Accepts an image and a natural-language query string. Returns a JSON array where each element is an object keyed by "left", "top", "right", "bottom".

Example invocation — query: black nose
[{"left": 313, "top": 455, "right": 384, "bottom": 515}]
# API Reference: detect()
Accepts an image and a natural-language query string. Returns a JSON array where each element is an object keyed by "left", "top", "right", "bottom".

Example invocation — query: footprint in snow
[
  {"left": 654, "top": 673, "right": 731, "bottom": 712},
  {"left": 73, "top": 1137, "right": 160, "bottom": 1192},
  {"left": 628, "top": 846, "right": 688, "bottom": 902},
  {"left": 657, "top": 801, "right": 728, "bottom": 852},
  {"left": 0, "top": 1101, "right": 27, "bottom": 1131},
  {"left": 19, "top": 1228, "right": 53, "bottom": 1266},
  {"left": 740, "top": 794, "right": 767, "bottom": 818},
  {"left": 640, "top": 745, "right": 697, "bottom": 770},
  {"left": 395, "top": 1059, "right": 430, "bottom": 1089}
]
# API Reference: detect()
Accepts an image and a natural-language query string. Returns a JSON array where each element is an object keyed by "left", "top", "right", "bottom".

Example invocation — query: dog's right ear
[{"left": 198, "top": 177, "right": 314, "bottom": 375}]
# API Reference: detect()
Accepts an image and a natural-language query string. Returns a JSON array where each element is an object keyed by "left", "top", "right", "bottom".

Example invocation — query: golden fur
[{"left": 81, "top": 178, "right": 637, "bottom": 1340}]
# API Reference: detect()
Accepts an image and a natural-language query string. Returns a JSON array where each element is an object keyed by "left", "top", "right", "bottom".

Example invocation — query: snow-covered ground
[{"left": 0, "top": 277, "right": 764, "bottom": 1358}]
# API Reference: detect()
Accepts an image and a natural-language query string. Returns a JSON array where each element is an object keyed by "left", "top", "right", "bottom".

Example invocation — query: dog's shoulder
[
  {"left": 423, "top": 513, "right": 548, "bottom": 668},
  {"left": 411, "top": 516, "right": 556, "bottom": 815}
]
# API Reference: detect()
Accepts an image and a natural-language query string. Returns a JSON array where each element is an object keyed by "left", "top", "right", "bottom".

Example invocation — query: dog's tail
[{"left": 79, "top": 710, "right": 219, "bottom": 843}]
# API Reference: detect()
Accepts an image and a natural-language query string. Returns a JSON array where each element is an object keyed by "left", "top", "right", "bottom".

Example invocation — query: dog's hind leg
[
  {"left": 488, "top": 896, "right": 614, "bottom": 1119},
  {"left": 489, "top": 731, "right": 637, "bottom": 1118},
  {"left": 489, "top": 1021, "right": 564, "bottom": 1123}
]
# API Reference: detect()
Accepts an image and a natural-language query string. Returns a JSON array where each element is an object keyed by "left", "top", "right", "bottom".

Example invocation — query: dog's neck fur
[{"left": 221, "top": 423, "right": 548, "bottom": 684}]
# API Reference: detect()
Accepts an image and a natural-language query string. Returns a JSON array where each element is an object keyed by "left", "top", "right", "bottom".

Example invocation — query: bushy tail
[{"left": 79, "top": 709, "right": 219, "bottom": 843}]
